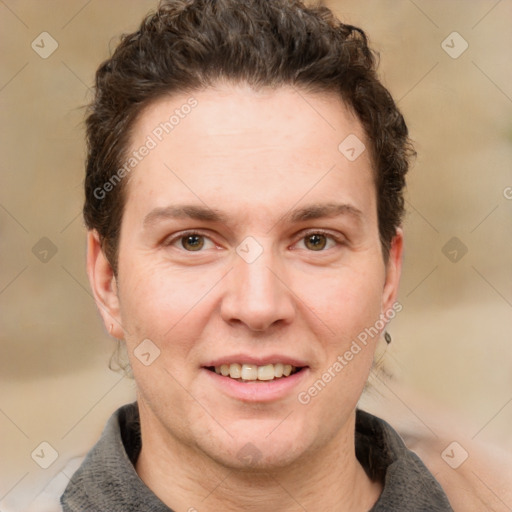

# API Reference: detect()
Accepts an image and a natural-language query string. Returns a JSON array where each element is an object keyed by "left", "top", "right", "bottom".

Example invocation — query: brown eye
[
  {"left": 181, "top": 234, "right": 205, "bottom": 251},
  {"left": 304, "top": 233, "right": 327, "bottom": 251}
]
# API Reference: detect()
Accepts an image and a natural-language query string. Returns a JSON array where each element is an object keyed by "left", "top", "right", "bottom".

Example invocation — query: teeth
[
  {"left": 257, "top": 364, "right": 275, "bottom": 381},
  {"left": 229, "top": 363, "right": 241, "bottom": 378},
  {"left": 241, "top": 364, "right": 258, "bottom": 380},
  {"left": 212, "top": 363, "right": 299, "bottom": 381}
]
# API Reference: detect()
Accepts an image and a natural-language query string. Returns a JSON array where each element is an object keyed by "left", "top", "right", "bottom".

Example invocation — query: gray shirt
[{"left": 61, "top": 402, "right": 453, "bottom": 511}]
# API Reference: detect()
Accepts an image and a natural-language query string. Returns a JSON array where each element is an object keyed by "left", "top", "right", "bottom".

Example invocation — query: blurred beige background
[{"left": 1, "top": 0, "right": 511, "bottom": 509}]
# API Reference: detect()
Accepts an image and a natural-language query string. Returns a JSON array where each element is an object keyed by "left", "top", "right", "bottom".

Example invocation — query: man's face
[{"left": 92, "top": 85, "right": 402, "bottom": 469}]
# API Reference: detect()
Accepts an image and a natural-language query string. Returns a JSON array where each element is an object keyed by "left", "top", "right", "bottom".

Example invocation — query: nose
[{"left": 220, "top": 246, "right": 296, "bottom": 332}]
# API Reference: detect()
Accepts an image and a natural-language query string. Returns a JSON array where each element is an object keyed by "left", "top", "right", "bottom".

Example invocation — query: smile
[{"left": 207, "top": 363, "right": 302, "bottom": 381}]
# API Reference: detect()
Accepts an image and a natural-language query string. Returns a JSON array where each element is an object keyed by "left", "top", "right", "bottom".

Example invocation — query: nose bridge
[
  {"left": 240, "top": 252, "right": 278, "bottom": 303},
  {"left": 221, "top": 241, "right": 294, "bottom": 330}
]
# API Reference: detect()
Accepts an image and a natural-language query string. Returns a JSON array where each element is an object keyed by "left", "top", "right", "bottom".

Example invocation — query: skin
[{"left": 88, "top": 84, "right": 403, "bottom": 511}]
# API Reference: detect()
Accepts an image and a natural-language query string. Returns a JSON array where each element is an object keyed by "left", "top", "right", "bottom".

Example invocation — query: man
[{"left": 61, "top": 0, "right": 454, "bottom": 510}]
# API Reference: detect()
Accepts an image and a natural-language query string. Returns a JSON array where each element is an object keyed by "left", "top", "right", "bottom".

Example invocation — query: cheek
[
  {"left": 119, "top": 261, "right": 216, "bottom": 335},
  {"left": 297, "top": 271, "right": 384, "bottom": 422},
  {"left": 116, "top": 263, "right": 213, "bottom": 407},
  {"left": 300, "top": 265, "right": 385, "bottom": 338}
]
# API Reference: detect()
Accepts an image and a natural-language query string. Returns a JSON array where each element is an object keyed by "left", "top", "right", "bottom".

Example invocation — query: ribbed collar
[{"left": 61, "top": 402, "right": 453, "bottom": 511}]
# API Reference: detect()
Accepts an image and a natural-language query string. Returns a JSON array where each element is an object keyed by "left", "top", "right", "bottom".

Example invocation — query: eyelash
[
  {"left": 165, "top": 230, "right": 214, "bottom": 249},
  {"left": 297, "top": 229, "right": 345, "bottom": 250},
  {"left": 165, "top": 229, "right": 345, "bottom": 251}
]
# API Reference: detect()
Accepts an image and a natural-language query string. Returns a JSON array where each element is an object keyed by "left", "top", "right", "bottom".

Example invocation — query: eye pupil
[
  {"left": 182, "top": 235, "right": 204, "bottom": 251},
  {"left": 305, "top": 234, "right": 327, "bottom": 251}
]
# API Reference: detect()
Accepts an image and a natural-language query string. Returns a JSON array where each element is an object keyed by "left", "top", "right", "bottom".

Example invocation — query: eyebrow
[
  {"left": 143, "top": 205, "right": 228, "bottom": 227},
  {"left": 286, "top": 202, "right": 363, "bottom": 224},
  {"left": 143, "top": 202, "right": 363, "bottom": 228}
]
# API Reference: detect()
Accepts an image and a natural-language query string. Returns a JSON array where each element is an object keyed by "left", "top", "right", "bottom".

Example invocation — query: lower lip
[{"left": 202, "top": 367, "right": 309, "bottom": 402}]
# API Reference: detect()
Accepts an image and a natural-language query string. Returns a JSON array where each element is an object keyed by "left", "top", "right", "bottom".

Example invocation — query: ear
[
  {"left": 381, "top": 227, "right": 403, "bottom": 314},
  {"left": 86, "top": 230, "right": 124, "bottom": 339}
]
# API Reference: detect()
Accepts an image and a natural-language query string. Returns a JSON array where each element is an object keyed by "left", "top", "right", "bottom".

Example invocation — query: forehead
[{"left": 123, "top": 84, "right": 376, "bottom": 226}]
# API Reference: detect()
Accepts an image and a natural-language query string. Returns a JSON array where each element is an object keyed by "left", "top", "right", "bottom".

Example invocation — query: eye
[
  {"left": 304, "top": 233, "right": 327, "bottom": 251},
  {"left": 298, "top": 231, "right": 341, "bottom": 251},
  {"left": 181, "top": 234, "right": 205, "bottom": 251},
  {"left": 167, "top": 232, "right": 216, "bottom": 251}
]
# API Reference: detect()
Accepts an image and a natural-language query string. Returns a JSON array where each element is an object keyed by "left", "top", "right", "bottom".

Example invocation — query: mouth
[{"left": 205, "top": 363, "right": 305, "bottom": 382}]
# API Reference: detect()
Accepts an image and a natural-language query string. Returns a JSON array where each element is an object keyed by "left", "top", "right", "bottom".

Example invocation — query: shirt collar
[{"left": 61, "top": 402, "right": 453, "bottom": 511}]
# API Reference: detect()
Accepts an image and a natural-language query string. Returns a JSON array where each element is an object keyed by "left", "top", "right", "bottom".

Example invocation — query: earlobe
[
  {"left": 86, "top": 231, "right": 124, "bottom": 339},
  {"left": 382, "top": 228, "right": 403, "bottom": 314}
]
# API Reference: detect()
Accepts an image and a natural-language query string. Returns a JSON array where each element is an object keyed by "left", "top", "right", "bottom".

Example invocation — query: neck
[{"left": 135, "top": 406, "right": 382, "bottom": 511}]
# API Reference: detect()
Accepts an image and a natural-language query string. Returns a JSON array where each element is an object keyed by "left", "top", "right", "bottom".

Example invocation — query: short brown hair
[{"left": 84, "top": 0, "right": 413, "bottom": 273}]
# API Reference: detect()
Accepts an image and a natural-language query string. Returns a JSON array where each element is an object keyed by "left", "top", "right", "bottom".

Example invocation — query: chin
[
  {"left": 212, "top": 443, "right": 307, "bottom": 472},
  {"left": 195, "top": 420, "right": 314, "bottom": 471}
]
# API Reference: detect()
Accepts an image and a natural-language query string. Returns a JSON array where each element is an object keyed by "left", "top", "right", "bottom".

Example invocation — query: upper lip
[{"left": 203, "top": 354, "right": 309, "bottom": 368}]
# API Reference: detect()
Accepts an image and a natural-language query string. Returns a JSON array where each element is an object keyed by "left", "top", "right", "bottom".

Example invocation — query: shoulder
[
  {"left": 403, "top": 428, "right": 512, "bottom": 512},
  {"left": 361, "top": 384, "right": 512, "bottom": 511}
]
